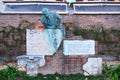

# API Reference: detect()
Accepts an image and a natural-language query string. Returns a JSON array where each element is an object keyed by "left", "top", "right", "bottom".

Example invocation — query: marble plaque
[
  {"left": 83, "top": 58, "right": 102, "bottom": 76},
  {"left": 26, "top": 29, "right": 63, "bottom": 55},
  {"left": 63, "top": 40, "right": 95, "bottom": 55}
]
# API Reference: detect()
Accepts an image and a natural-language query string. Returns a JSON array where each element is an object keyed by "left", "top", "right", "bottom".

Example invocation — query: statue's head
[{"left": 42, "top": 8, "right": 49, "bottom": 17}]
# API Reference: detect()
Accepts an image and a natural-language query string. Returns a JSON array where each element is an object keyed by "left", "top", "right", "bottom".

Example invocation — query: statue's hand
[
  {"left": 35, "top": 22, "right": 45, "bottom": 30},
  {"left": 56, "top": 19, "right": 61, "bottom": 27}
]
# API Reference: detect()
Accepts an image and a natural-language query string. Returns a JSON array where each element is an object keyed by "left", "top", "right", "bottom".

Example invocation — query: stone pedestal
[{"left": 17, "top": 55, "right": 45, "bottom": 76}]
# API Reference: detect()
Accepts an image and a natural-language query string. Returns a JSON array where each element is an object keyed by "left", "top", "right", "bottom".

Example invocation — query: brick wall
[
  {"left": 62, "top": 14, "right": 120, "bottom": 29},
  {"left": 38, "top": 49, "right": 98, "bottom": 74},
  {"left": 0, "top": 14, "right": 41, "bottom": 27},
  {"left": 0, "top": 14, "right": 120, "bottom": 74},
  {"left": 38, "top": 41, "right": 98, "bottom": 74},
  {"left": 0, "top": 14, "right": 120, "bottom": 28}
]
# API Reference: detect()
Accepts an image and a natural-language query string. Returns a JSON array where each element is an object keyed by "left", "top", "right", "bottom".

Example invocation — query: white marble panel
[
  {"left": 27, "top": 29, "right": 63, "bottom": 55},
  {"left": 83, "top": 58, "right": 102, "bottom": 76},
  {"left": 63, "top": 40, "right": 95, "bottom": 55}
]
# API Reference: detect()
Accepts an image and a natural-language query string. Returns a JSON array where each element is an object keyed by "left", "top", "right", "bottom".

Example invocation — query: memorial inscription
[
  {"left": 63, "top": 40, "right": 95, "bottom": 55},
  {"left": 27, "top": 29, "right": 63, "bottom": 55}
]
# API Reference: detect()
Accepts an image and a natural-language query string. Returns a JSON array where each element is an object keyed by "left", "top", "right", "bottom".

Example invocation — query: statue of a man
[{"left": 40, "top": 8, "right": 66, "bottom": 37}]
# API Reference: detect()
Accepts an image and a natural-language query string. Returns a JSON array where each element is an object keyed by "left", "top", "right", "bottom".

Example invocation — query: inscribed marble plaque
[
  {"left": 63, "top": 40, "right": 95, "bottom": 55},
  {"left": 27, "top": 29, "right": 63, "bottom": 55}
]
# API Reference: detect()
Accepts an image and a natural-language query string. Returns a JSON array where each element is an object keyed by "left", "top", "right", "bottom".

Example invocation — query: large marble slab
[
  {"left": 63, "top": 40, "right": 95, "bottom": 55},
  {"left": 26, "top": 29, "right": 63, "bottom": 55},
  {"left": 83, "top": 58, "right": 102, "bottom": 76}
]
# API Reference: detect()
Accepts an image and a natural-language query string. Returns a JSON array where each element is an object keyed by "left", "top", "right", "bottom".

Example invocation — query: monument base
[{"left": 17, "top": 55, "right": 45, "bottom": 76}]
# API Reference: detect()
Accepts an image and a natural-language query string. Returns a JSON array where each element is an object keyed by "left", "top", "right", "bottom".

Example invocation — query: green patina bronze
[{"left": 40, "top": 8, "right": 66, "bottom": 37}]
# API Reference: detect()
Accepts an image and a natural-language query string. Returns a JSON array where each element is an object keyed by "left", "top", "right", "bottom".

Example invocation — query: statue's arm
[
  {"left": 56, "top": 13, "right": 62, "bottom": 26},
  {"left": 40, "top": 16, "right": 44, "bottom": 24},
  {"left": 40, "top": 16, "right": 48, "bottom": 27}
]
